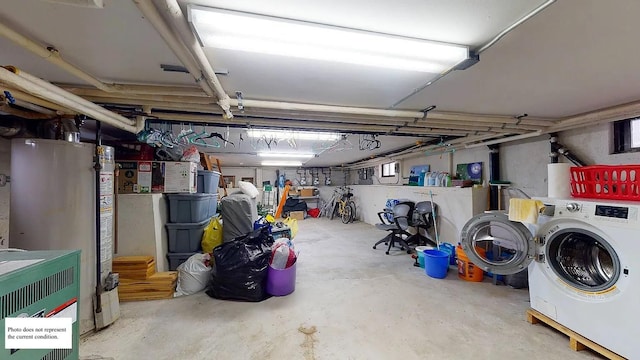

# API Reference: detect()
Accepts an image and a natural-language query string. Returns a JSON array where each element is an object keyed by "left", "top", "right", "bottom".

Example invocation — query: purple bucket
[{"left": 266, "top": 260, "right": 297, "bottom": 296}]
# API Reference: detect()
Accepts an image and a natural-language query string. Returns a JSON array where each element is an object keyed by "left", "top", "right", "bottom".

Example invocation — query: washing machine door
[
  {"left": 460, "top": 212, "right": 535, "bottom": 275},
  {"left": 542, "top": 221, "right": 621, "bottom": 292}
]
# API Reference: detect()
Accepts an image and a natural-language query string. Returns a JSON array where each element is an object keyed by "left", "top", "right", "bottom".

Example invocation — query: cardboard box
[
  {"left": 117, "top": 161, "right": 197, "bottom": 194},
  {"left": 117, "top": 161, "right": 139, "bottom": 193},
  {"left": 300, "top": 188, "right": 315, "bottom": 197},
  {"left": 288, "top": 188, "right": 300, "bottom": 197},
  {"left": 289, "top": 211, "right": 305, "bottom": 220},
  {"left": 160, "top": 162, "right": 196, "bottom": 193}
]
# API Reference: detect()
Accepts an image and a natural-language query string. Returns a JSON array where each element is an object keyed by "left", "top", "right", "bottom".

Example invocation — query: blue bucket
[{"left": 424, "top": 249, "right": 449, "bottom": 279}]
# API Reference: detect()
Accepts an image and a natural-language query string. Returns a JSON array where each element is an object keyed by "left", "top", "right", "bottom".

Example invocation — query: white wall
[
  {"left": 560, "top": 123, "right": 638, "bottom": 164},
  {"left": 116, "top": 194, "right": 169, "bottom": 272},
  {"left": 0, "top": 138, "right": 9, "bottom": 248},
  {"left": 351, "top": 185, "right": 488, "bottom": 245},
  {"left": 500, "top": 123, "right": 639, "bottom": 198}
]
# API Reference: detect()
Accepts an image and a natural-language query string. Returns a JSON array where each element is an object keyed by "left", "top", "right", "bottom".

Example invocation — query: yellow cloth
[{"left": 508, "top": 199, "right": 545, "bottom": 224}]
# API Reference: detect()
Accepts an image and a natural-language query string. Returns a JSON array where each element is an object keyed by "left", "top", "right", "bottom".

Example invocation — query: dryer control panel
[{"left": 595, "top": 205, "right": 629, "bottom": 219}]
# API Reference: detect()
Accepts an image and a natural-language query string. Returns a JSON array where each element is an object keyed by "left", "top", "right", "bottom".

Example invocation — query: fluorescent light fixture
[
  {"left": 188, "top": 5, "right": 469, "bottom": 73},
  {"left": 261, "top": 160, "right": 303, "bottom": 167},
  {"left": 246, "top": 129, "right": 340, "bottom": 141},
  {"left": 44, "top": 0, "right": 103, "bottom": 8},
  {"left": 464, "top": 131, "right": 543, "bottom": 149},
  {"left": 258, "top": 152, "right": 314, "bottom": 158}
]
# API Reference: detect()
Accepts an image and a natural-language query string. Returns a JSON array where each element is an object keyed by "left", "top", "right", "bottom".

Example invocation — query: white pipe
[
  {"left": 0, "top": 67, "right": 137, "bottom": 133},
  {"left": 477, "top": 0, "right": 557, "bottom": 54},
  {"left": 7, "top": 67, "right": 136, "bottom": 127},
  {"left": 12, "top": 99, "right": 57, "bottom": 116},
  {"left": 0, "top": 87, "right": 74, "bottom": 114},
  {"left": 547, "top": 100, "right": 640, "bottom": 133},
  {"left": 160, "top": 0, "right": 232, "bottom": 118},
  {"left": 132, "top": 0, "right": 223, "bottom": 103},
  {"left": 0, "top": 20, "right": 114, "bottom": 92},
  {"left": 0, "top": 103, "right": 52, "bottom": 119},
  {"left": 464, "top": 131, "right": 543, "bottom": 148}
]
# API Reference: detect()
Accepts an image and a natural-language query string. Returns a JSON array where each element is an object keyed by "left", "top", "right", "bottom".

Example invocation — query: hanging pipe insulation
[
  {"left": 94, "top": 121, "right": 103, "bottom": 313},
  {"left": 3, "top": 66, "right": 135, "bottom": 126},
  {"left": 0, "top": 66, "right": 137, "bottom": 133}
]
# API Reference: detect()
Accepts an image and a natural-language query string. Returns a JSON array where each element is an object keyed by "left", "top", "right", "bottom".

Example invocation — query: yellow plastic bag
[
  {"left": 283, "top": 217, "right": 298, "bottom": 239},
  {"left": 201, "top": 216, "right": 223, "bottom": 253}
]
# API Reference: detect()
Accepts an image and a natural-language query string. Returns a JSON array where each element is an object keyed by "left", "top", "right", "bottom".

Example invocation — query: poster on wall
[{"left": 455, "top": 162, "right": 483, "bottom": 183}]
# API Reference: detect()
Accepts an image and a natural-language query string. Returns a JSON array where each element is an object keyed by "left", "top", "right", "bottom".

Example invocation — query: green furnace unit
[{"left": 0, "top": 250, "right": 80, "bottom": 360}]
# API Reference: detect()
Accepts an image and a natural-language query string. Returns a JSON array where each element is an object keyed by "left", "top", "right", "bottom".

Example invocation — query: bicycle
[{"left": 322, "top": 186, "right": 356, "bottom": 223}]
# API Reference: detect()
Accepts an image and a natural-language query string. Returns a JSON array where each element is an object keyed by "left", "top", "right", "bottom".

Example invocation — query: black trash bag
[
  {"left": 206, "top": 226, "right": 274, "bottom": 302},
  {"left": 283, "top": 197, "right": 308, "bottom": 213}
]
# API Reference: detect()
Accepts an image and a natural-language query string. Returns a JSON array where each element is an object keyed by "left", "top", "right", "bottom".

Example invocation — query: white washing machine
[{"left": 460, "top": 198, "right": 639, "bottom": 360}]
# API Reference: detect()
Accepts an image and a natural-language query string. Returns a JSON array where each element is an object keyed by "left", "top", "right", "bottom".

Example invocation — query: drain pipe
[
  {"left": 488, "top": 145, "right": 500, "bottom": 210},
  {"left": 551, "top": 141, "right": 587, "bottom": 167},
  {"left": 94, "top": 120, "right": 103, "bottom": 314},
  {"left": 549, "top": 134, "right": 559, "bottom": 163},
  {"left": 160, "top": 0, "right": 232, "bottom": 118},
  {"left": 0, "top": 66, "right": 137, "bottom": 133}
]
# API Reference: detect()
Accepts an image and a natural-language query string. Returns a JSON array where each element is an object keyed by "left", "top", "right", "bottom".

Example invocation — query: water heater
[{"left": 9, "top": 139, "right": 116, "bottom": 334}]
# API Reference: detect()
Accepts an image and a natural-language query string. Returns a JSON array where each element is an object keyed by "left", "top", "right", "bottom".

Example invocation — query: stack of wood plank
[{"left": 113, "top": 256, "right": 177, "bottom": 302}]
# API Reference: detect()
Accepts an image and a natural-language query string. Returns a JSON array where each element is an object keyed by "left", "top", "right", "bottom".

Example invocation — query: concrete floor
[{"left": 81, "top": 218, "right": 602, "bottom": 360}]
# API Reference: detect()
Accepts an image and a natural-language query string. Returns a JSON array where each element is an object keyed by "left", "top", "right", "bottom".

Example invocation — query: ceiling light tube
[
  {"left": 188, "top": 5, "right": 469, "bottom": 73},
  {"left": 261, "top": 160, "right": 303, "bottom": 167},
  {"left": 246, "top": 129, "right": 340, "bottom": 141},
  {"left": 258, "top": 153, "right": 315, "bottom": 158},
  {"left": 464, "top": 131, "right": 543, "bottom": 149}
]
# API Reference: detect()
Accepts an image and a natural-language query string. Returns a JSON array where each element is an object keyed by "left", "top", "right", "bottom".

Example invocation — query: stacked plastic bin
[{"left": 165, "top": 170, "right": 220, "bottom": 270}]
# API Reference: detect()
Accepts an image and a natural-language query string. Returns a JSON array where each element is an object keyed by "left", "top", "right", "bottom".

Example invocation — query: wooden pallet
[
  {"left": 118, "top": 271, "right": 177, "bottom": 302},
  {"left": 113, "top": 256, "right": 155, "bottom": 280},
  {"left": 526, "top": 309, "right": 626, "bottom": 360}
]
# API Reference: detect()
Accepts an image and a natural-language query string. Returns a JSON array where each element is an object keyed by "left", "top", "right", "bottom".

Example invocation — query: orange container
[{"left": 456, "top": 245, "right": 485, "bottom": 282}]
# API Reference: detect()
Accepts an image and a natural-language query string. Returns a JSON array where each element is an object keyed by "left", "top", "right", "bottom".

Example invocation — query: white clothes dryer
[{"left": 460, "top": 198, "right": 639, "bottom": 359}]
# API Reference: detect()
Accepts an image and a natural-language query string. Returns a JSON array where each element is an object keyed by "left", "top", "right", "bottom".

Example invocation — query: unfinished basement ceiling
[{"left": 1, "top": 1, "right": 640, "bottom": 166}]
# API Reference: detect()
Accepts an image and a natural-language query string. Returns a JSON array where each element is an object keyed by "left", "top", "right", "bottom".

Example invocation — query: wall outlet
[{"left": 0, "top": 174, "right": 9, "bottom": 187}]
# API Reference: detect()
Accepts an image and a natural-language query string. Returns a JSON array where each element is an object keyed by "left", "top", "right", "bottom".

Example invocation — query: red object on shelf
[{"left": 570, "top": 165, "right": 640, "bottom": 201}]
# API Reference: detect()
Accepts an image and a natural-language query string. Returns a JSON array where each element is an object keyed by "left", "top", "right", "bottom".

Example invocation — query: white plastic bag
[{"left": 174, "top": 253, "right": 211, "bottom": 297}]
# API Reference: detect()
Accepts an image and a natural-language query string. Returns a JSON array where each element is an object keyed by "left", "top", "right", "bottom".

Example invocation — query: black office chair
[
  {"left": 407, "top": 201, "right": 438, "bottom": 247},
  {"left": 373, "top": 201, "right": 415, "bottom": 255}
]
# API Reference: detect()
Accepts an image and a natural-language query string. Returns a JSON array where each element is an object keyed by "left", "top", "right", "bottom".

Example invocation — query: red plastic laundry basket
[{"left": 569, "top": 165, "right": 640, "bottom": 201}]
